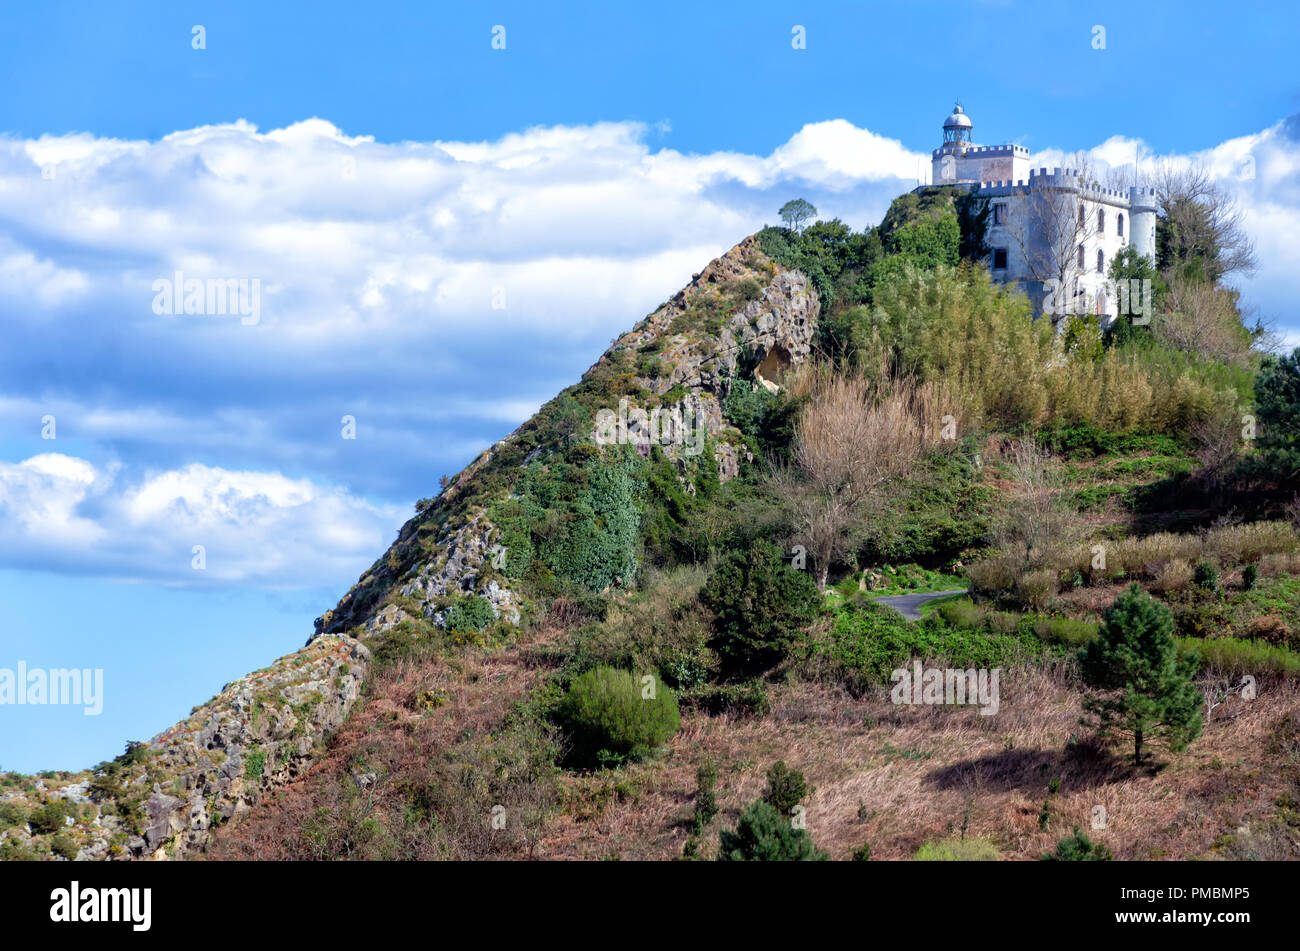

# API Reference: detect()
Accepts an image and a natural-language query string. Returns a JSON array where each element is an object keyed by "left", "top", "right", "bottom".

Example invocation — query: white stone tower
[
  {"left": 931, "top": 103, "right": 1029, "bottom": 186},
  {"left": 1128, "top": 186, "right": 1158, "bottom": 262}
]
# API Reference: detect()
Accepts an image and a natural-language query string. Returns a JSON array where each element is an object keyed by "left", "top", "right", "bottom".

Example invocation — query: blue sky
[{"left": 1, "top": 0, "right": 1298, "bottom": 772}]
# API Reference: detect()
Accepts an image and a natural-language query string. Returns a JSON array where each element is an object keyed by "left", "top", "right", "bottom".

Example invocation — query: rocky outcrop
[
  {"left": 592, "top": 235, "right": 819, "bottom": 478},
  {"left": 0, "top": 634, "right": 371, "bottom": 861}
]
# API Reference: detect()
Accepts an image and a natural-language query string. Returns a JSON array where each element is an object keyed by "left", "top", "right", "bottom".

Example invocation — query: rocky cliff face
[
  {"left": 0, "top": 634, "right": 368, "bottom": 861},
  {"left": 311, "top": 234, "right": 818, "bottom": 646},
  {"left": 1, "top": 234, "right": 818, "bottom": 861}
]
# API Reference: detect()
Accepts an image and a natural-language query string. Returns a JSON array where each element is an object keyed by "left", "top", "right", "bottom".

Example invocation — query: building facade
[{"left": 928, "top": 103, "right": 1157, "bottom": 323}]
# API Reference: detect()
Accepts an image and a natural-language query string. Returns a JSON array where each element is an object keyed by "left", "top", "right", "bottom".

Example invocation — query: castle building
[{"left": 928, "top": 103, "right": 1157, "bottom": 322}]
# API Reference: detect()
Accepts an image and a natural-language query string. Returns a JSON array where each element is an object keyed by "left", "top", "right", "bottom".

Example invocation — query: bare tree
[
  {"left": 773, "top": 373, "right": 937, "bottom": 589},
  {"left": 1147, "top": 160, "right": 1257, "bottom": 282},
  {"left": 994, "top": 438, "right": 1068, "bottom": 571},
  {"left": 1157, "top": 274, "right": 1252, "bottom": 367}
]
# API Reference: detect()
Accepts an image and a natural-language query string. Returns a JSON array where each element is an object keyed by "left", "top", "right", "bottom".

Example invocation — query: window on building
[
  {"left": 992, "top": 248, "right": 1008, "bottom": 269},
  {"left": 1078, "top": 245, "right": 1085, "bottom": 269},
  {"left": 1078, "top": 203, "right": 1085, "bottom": 226},
  {"left": 1117, "top": 213, "right": 1124, "bottom": 238},
  {"left": 1096, "top": 249, "right": 1105, "bottom": 273},
  {"left": 1097, "top": 208, "right": 1105, "bottom": 232},
  {"left": 993, "top": 203, "right": 1006, "bottom": 225}
]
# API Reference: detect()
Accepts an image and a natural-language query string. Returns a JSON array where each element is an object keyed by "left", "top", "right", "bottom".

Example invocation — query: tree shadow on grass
[{"left": 923, "top": 736, "right": 1144, "bottom": 794}]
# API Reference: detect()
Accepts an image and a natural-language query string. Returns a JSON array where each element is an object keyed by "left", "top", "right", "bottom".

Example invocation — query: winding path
[{"left": 872, "top": 589, "right": 969, "bottom": 621}]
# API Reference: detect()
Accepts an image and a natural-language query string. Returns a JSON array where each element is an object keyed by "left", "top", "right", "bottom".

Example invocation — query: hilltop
[{"left": 4, "top": 182, "right": 1300, "bottom": 862}]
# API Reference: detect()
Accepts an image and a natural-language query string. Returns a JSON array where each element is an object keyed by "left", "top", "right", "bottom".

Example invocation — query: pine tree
[
  {"left": 718, "top": 801, "right": 827, "bottom": 861},
  {"left": 762, "top": 761, "right": 807, "bottom": 815},
  {"left": 1077, "top": 584, "right": 1203, "bottom": 765},
  {"left": 1043, "top": 826, "right": 1112, "bottom": 861}
]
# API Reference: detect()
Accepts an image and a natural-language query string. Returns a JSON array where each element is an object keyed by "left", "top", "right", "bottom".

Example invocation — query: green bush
[
  {"left": 810, "top": 601, "right": 1034, "bottom": 688},
  {"left": 718, "top": 800, "right": 828, "bottom": 861},
  {"left": 1032, "top": 616, "right": 1099, "bottom": 648},
  {"left": 50, "top": 834, "right": 79, "bottom": 860},
  {"left": 1043, "top": 826, "right": 1112, "bottom": 861},
  {"left": 703, "top": 542, "right": 822, "bottom": 674},
  {"left": 27, "top": 800, "right": 70, "bottom": 835},
  {"left": 555, "top": 666, "right": 679, "bottom": 768},
  {"left": 1193, "top": 561, "right": 1219, "bottom": 591},
  {"left": 914, "top": 837, "right": 999, "bottom": 860},
  {"left": 444, "top": 596, "right": 496, "bottom": 634},
  {"left": 0, "top": 838, "right": 36, "bottom": 861},
  {"left": 693, "top": 762, "right": 718, "bottom": 834},
  {"left": 762, "top": 761, "right": 807, "bottom": 816},
  {"left": 1242, "top": 563, "right": 1259, "bottom": 591},
  {"left": 1182, "top": 636, "right": 1300, "bottom": 678},
  {"left": 244, "top": 748, "right": 268, "bottom": 781},
  {"left": 0, "top": 802, "right": 27, "bottom": 829}
]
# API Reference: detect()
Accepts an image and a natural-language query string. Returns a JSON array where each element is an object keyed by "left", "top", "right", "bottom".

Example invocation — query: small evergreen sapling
[
  {"left": 718, "top": 801, "right": 827, "bottom": 861},
  {"left": 1077, "top": 584, "right": 1203, "bottom": 765}
]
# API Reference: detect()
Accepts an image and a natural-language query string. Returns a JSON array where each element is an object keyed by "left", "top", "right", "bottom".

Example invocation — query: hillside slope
[
  {"left": 5, "top": 205, "right": 1299, "bottom": 863},
  {"left": 0, "top": 235, "right": 819, "bottom": 861}
]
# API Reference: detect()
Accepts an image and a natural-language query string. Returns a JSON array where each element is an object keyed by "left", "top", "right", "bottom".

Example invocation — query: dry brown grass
[
  {"left": 537, "top": 668, "right": 1300, "bottom": 861},
  {"left": 202, "top": 611, "right": 1300, "bottom": 862}
]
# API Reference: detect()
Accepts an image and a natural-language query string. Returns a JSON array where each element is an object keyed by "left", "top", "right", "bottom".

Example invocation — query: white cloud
[{"left": 0, "top": 454, "right": 404, "bottom": 587}]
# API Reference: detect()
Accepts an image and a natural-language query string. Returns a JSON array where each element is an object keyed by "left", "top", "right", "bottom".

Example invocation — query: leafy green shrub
[
  {"left": 693, "top": 762, "right": 718, "bottom": 834},
  {"left": 1242, "top": 563, "right": 1259, "bottom": 591},
  {"left": 1043, "top": 826, "right": 1112, "bottom": 861},
  {"left": 50, "top": 834, "right": 79, "bottom": 860},
  {"left": 0, "top": 802, "right": 27, "bottom": 829},
  {"left": 1032, "top": 616, "right": 1099, "bottom": 648},
  {"left": 0, "top": 838, "right": 36, "bottom": 861},
  {"left": 703, "top": 542, "right": 822, "bottom": 674},
  {"left": 555, "top": 666, "right": 679, "bottom": 768},
  {"left": 914, "top": 837, "right": 999, "bottom": 860},
  {"left": 718, "top": 800, "right": 828, "bottom": 861},
  {"left": 244, "top": 748, "right": 268, "bottom": 781},
  {"left": 444, "top": 596, "right": 496, "bottom": 634},
  {"left": 1193, "top": 561, "right": 1219, "bottom": 591},
  {"left": 809, "top": 602, "right": 1034, "bottom": 690},
  {"left": 852, "top": 842, "right": 872, "bottom": 861},
  {"left": 27, "top": 800, "right": 70, "bottom": 835},
  {"left": 938, "top": 598, "right": 987, "bottom": 629},
  {"left": 762, "top": 761, "right": 807, "bottom": 816}
]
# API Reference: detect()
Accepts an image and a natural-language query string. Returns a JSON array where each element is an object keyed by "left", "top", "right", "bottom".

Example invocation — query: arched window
[
  {"left": 1097, "top": 208, "right": 1105, "bottom": 232},
  {"left": 1096, "top": 249, "right": 1105, "bottom": 273},
  {"left": 1078, "top": 203, "right": 1085, "bottom": 226},
  {"left": 1117, "top": 213, "right": 1125, "bottom": 238},
  {"left": 1078, "top": 245, "right": 1085, "bottom": 269}
]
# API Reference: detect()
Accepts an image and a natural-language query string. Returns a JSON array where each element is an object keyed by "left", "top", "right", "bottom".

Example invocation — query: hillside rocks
[
  {"left": 316, "top": 236, "right": 818, "bottom": 652},
  {"left": 132, "top": 633, "right": 369, "bottom": 860},
  {"left": 0, "top": 633, "right": 370, "bottom": 861},
  {"left": 595, "top": 235, "right": 819, "bottom": 474}
]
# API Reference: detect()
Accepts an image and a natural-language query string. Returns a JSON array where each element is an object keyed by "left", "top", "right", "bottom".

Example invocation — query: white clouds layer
[{"left": 0, "top": 454, "right": 402, "bottom": 586}]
